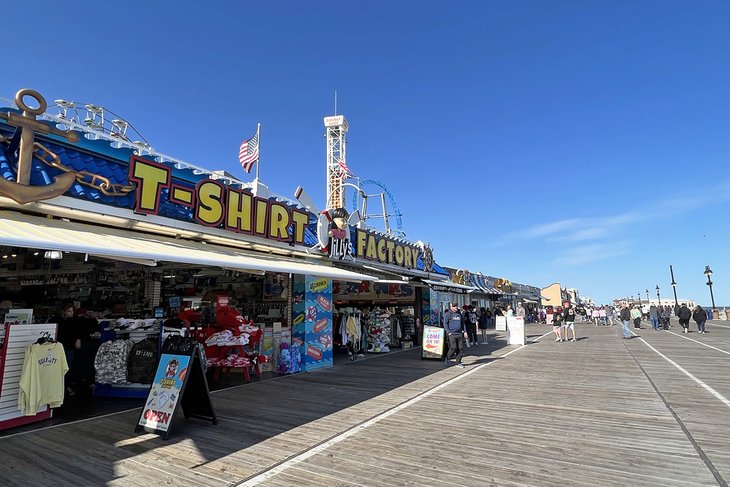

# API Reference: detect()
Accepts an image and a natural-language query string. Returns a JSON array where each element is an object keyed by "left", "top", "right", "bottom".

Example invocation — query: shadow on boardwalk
[{"left": 0, "top": 333, "right": 513, "bottom": 486}]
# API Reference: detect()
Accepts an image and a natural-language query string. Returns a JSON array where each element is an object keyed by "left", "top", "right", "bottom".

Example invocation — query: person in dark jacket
[
  {"left": 692, "top": 305, "right": 707, "bottom": 334},
  {"left": 443, "top": 303, "right": 467, "bottom": 368},
  {"left": 661, "top": 306, "right": 672, "bottom": 329},
  {"left": 677, "top": 303, "right": 692, "bottom": 333},
  {"left": 463, "top": 305, "right": 478, "bottom": 346},
  {"left": 56, "top": 303, "right": 98, "bottom": 395},
  {"left": 649, "top": 305, "right": 660, "bottom": 331},
  {"left": 485, "top": 308, "right": 493, "bottom": 328},
  {"left": 477, "top": 307, "right": 489, "bottom": 344},
  {"left": 619, "top": 302, "right": 632, "bottom": 339}
]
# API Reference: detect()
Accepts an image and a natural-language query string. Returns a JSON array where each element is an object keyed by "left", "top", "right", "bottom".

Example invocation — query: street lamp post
[
  {"left": 704, "top": 265, "right": 716, "bottom": 310},
  {"left": 645, "top": 289, "right": 650, "bottom": 304},
  {"left": 637, "top": 292, "right": 642, "bottom": 309},
  {"left": 656, "top": 285, "right": 661, "bottom": 307},
  {"left": 670, "top": 265, "right": 679, "bottom": 312}
]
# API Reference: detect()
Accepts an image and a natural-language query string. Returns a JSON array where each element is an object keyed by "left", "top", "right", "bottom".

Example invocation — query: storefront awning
[
  {"left": 422, "top": 279, "right": 477, "bottom": 294},
  {"left": 0, "top": 211, "right": 377, "bottom": 282}
]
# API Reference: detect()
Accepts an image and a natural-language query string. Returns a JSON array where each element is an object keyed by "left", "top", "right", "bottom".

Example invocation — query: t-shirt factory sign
[
  {"left": 355, "top": 229, "right": 428, "bottom": 270},
  {"left": 129, "top": 156, "right": 311, "bottom": 245}
]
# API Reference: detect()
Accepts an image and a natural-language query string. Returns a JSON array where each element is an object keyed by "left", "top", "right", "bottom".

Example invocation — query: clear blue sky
[{"left": 4, "top": 0, "right": 729, "bottom": 306}]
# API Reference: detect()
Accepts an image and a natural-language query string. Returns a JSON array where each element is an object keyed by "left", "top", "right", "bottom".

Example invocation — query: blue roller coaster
[{"left": 351, "top": 179, "right": 405, "bottom": 237}]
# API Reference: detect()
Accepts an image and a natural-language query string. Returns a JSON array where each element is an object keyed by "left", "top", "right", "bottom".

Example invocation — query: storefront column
[{"left": 291, "top": 275, "right": 333, "bottom": 371}]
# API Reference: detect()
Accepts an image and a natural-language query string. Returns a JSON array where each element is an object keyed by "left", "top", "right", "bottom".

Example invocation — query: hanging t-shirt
[
  {"left": 18, "top": 342, "right": 69, "bottom": 415},
  {"left": 94, "top": 338, "right": 134, "bottom": 384},
  {"left": 128, "top": 338, "right": 158, "bottom": 384}
]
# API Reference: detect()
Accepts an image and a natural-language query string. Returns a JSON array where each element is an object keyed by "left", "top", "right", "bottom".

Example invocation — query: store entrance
[
  {"left": 0, "top": 246, "right": 293, "bottom": 433},
  {"left": 331, "top": 302, "right": 417, "bottom": 364}
]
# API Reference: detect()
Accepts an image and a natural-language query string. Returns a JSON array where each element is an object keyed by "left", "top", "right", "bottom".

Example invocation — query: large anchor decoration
[{"left": 0, "top": 88, "right": 79, "bottom": 204}]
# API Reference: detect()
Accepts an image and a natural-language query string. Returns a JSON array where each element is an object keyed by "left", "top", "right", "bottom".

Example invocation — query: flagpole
[{"left": 255, "top": 123, "right": 261, "bottom": 183}]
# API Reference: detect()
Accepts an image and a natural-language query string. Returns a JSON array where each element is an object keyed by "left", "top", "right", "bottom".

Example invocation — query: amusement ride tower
[{"left": 324, "top": 114, "right": 349, "bottom": 209}]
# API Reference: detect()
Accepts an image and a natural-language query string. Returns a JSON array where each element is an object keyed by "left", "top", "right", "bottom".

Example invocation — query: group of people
[
  {"left": 535, "top": 305, "right": 617, "bottom": 325},
  {"left": 549, "top": 304, "right": 578, "bottom": 342},
  {"left": 441, "top": 302, "right": 530, "bottom": 367},
  {"left": 647, "top": 304, "right": 677, "bottom": 331},
  {"left": 675, "top": 303, "right": 709, "bottom": 334},
  {"left": 619, "top": 302, "right": 709, "bottom": 338}
]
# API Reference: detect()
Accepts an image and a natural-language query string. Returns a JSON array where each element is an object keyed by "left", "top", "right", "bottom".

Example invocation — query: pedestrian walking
[
  {"left": 677, "top": 303, "right": 692, "bottom": 333},
  {"left": 692, "top": 305, "right": 707, "bottom": 334},
  {"left": 443, "top": 302, "right": 467, "bottom": 368},
  {"left": 649, "top": 304, "right": 660, "bottom": 331},
  {"left": 463, "top": 305, "right": 478, "bottom": 346},
  {"left": 599, "top": 306, "right": 607, "bottom": 325},
  {"left": 553, "top": 306, "right": 564, "bottom": 341},
  {"left": 592, "top": 307, "right": 600, "bottom": 326},
  {"left": 485, "top": 307, "right": 493, "bottom": 328},
  {"left": 563, "top": 304, "right": 577, "bottom": 342},
  {"left": 630, "top": 305, "right": 642, "bottom": 329},
  {"left": 477, "top": 307, "right": 489, "bottom": 344},
  {"left": 619, "top": 302, "right": 632, "bottom": 338},
  {"left": 661, "top": 306, "right": 671, "bottom": 330},
  {"left": 606, "top": 305, "right": 615, "bottom": 326}
]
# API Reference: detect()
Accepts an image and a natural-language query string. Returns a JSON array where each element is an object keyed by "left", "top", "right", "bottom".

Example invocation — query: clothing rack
[
  {"left": 0, "top": 323, "right": 59, "bottom": 430},
  {"left": 335, "top": 309, "right": 364, "bottom": 361},
  {"left": 94, "top": 319, "right": 164, "bottom": 398}
]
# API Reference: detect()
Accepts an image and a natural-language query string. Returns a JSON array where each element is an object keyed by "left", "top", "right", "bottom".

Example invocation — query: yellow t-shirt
[{"left": 18, "top": 342, "right": 69, "bottom": 415}]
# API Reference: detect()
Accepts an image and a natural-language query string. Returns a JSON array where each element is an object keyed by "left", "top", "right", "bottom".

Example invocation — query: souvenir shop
[
  {"left": 327, "top": 234, "right": 450, "bottom": 360},
  {"left": 330, "top": 278, "right": 420, "bottom": 360},
  {"left": 0, "top": 87, "right": 452, "bottom": 431},
  {"left": 0, "top": 87, "right": 379, "bottom": 430},
  {"left": 0, "top": 221, "right": 372, "bottom": 430}
]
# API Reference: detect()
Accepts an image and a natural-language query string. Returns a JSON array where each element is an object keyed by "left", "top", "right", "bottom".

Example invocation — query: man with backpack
[{"left": 677, "top": 303, "right": 692, "bottom": 333}]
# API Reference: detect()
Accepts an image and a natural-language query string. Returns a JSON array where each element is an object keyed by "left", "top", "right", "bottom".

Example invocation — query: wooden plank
[{"left": 0, "top": 325, "right": 728, "bottom": 486}]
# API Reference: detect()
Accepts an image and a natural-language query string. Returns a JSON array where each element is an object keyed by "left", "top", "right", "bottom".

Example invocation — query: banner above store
[
  {"left": 0, "top": 88, "right": 446, "bottom": 277},
  {"left": 355, "top": 229, "right": 433, "bottom": 271},
  {"left": 130, "top": 157, "right": 311, "bottom": 245}
]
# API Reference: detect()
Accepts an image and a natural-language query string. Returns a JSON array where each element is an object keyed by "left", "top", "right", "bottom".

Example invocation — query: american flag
[
  {"left": 239, "top": 126, "right": 260, "bottom": 173},
  {"left": 337, "top": 158, "right": 352, "bottom": 176}
]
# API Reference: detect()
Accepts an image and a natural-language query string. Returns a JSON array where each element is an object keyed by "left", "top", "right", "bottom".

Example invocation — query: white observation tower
[{"left": 324, "top": 114, "right": 348, "bottom": 209}]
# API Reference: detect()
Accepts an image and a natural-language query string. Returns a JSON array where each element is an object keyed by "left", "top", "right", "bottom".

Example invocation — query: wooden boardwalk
[{"left": 0, "top": 320, "right": 728, "bottom": 486}]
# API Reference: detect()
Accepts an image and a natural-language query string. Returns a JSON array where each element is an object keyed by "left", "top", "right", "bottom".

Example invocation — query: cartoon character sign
[
  {"left": 316, "top": 208, "right": 354, "bottom": 261},
  {"left": 165, "top": 358, "right": 179, "bottom": 379},
  {"left": 417, "top": 241, "right": 434, "bottom": 273}
]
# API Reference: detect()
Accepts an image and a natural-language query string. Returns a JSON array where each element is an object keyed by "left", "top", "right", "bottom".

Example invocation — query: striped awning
[{"left": 422, "top": 279, "right": 477, "bottom": 294}]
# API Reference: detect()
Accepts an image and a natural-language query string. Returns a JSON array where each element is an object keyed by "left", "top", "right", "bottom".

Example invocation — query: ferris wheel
[{"left": 351, "top": 179, "right": 405, "bottom": 237}]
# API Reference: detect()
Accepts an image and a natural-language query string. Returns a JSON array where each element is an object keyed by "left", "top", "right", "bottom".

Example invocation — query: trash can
[{"left": 712, "top": 309, "right": 720, "bottom": 320}]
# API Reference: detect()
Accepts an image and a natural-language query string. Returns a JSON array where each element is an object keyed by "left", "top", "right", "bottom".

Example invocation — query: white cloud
[
  {"left": 519, "top": 218, "right": 586, "bottom": 238},
  {"left": 553, "top": 241, "right": 632, "bottom": 266},
  {"left": 503, "top": 179, "right": 730, "bottom": 246}
]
